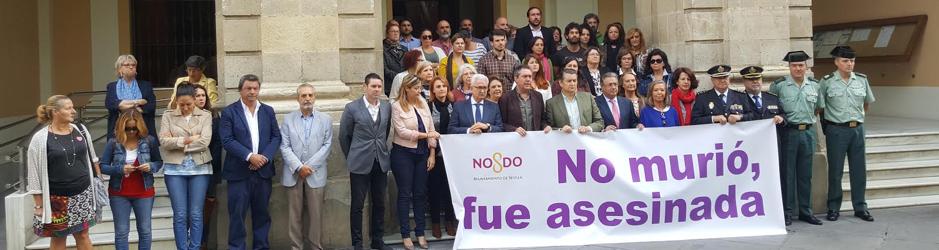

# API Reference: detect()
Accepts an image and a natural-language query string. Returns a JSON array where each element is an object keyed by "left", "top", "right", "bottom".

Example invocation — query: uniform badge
[
  {"left": 708, "top": 102, "right": 714, "bottom": 109},
  {"left": 768, "top": 105, "right": 778, "bottom": 110}
]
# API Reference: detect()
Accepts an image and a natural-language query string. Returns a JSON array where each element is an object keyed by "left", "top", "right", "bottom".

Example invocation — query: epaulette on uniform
[
  {"left": 822, "top": 73, "right": 835, "bottom": 80},
  {"left": 855, "top": 72, "right": 868, "bottom": 78},
  {"left": 773, "top": 77, "right": 785, "bottom": 84}
]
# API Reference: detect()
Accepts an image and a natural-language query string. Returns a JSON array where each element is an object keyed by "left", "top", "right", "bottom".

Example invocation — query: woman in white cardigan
[{"left": 27, "top": 95, "right": 100, "bottom": 250}]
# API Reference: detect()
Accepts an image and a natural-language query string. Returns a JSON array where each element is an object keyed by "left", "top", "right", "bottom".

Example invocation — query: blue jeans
[
  {"left": 165, "top": 175, "right": 210, "bottom": 250},
  {"left": 109, "top": 196, "right": 154, "bottom": 250},
  {"left": 390, "top": 144, "right": 430, "bottom": 238}
]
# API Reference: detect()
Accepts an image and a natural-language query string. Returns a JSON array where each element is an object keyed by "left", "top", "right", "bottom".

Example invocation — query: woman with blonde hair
[
  {"left": 626, "top": 28, "right": 651, "bottom": 74},
  {"left": 100, "top": 109, "right": 163, "bottom": 250},
  {"left": 106, "top": 54, "right": 157, "bottom": 140},
  {"left": 28, "top": 95, "right": 100, "bottom": 250},
  {"left": 639, "top": 80, "right": 680, "bottom": 127},
  {"left": 391, "top": 74, "right": 440, "bottom": 249}
]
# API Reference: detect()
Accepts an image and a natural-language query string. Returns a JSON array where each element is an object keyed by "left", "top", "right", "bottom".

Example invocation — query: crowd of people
[{"left": 24, "top": 6, "right": 875, "bottom": 250}]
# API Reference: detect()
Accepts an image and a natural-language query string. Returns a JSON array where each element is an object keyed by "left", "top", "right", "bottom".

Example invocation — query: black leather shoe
[
  {"left": 799, "top": 214, "right": 823, "bottom": 225},
  {"left": 826, "top": 210, "right": 839, "bottom": 221},
  {"left": 785, "top": 216, "right": 792, "bottom": 226},
  {"left": 854, "top": 211, "right": 875, "bottom": 222}
]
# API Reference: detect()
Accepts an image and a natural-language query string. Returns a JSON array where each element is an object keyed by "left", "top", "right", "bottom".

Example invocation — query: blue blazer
[
  {"left": 219, "top": 100, "right": 282, "bottom": 180},
  {"left": 105, "top": 80, "right": 157, "bottom": 139},
  {"left": 595, "top": 95, "right": 639, "bottom": 129},
  {"left": 448, "top": 99, "right": 504, "bottom": 134}
]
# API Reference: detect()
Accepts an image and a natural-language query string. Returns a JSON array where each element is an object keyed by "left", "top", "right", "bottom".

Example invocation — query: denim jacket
[{"left": 100, "top": 136, "right": 164, "bottom": 191}]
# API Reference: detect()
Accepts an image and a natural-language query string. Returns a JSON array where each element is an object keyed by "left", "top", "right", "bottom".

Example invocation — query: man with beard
[
  {"left": 460, "top": 18, "right": 487, "bottom": 47},
  {"left": 477, "top": 29, "right": 520, "bottom": 85},
  {"left": 433, "top": 20, "right": 453, "bottom": 54},
  {"left": 552, "top": 22, "right": 587, "bottom": 67},
  {"left": 279, "top": 83, "right": 333, "bottom": 250},
  {"left": 399, "top": 18, "right": 420, "bottom": 50},
  {"left": 513, "top": 7, "right": 556, "bottom": 59}
]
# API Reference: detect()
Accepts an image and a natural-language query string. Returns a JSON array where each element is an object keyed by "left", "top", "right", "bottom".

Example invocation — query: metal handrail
[{"left": 8, "top": 88, "right": 174, "bottom": 193}]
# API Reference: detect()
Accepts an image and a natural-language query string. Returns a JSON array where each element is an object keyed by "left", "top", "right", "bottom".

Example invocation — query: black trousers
[
  {"left": 350, "top": 161, "right": 388, "bottom": 247},
  {"left": 428, "top": 155, "right": 455, "bottom": 224}
]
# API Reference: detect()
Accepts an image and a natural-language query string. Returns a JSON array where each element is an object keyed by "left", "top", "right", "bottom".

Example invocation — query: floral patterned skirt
[{"left": 33, "top": 186, "right": 97, "bottom": 237}]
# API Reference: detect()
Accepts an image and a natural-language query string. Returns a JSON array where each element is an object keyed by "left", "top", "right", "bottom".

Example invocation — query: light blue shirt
[{"left": 400, "top": 36, "right": 421, "bottom": 51}]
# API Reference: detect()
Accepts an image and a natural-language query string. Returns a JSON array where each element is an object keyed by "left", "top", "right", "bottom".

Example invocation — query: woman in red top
[
  {"left": 669, "top": 67, "right": 698, "bottom": 126},
  {"left": 100, "top": 110, "right": 163, "bottom": 250}
]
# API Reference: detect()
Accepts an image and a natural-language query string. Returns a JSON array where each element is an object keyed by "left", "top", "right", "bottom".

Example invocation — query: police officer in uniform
[
  {"left": 691, "top": 65, "right": 755, "bottom": 125},
  {"left": 819, "top": 46, "right": 875, "bottom": 222},
  {"left": 769, "top": 51, "right": 824, "bottom": 226}
]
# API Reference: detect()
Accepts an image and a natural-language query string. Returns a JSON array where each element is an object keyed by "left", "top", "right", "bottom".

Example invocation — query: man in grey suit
[
  {"left": 544, "top": 68, "right": 605, "bottom": 134},
  {"left": 339, "top": 73, "right": 394, "bottom": 250},
  {"left": 279, "top": 83, "right": 333, "bottom": 250}
]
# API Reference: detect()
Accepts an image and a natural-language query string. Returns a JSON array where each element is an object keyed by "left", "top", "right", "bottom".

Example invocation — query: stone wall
[
  {"left": 635, "top": 0, "right": 814, "bottom": 88},
  {"left": 214, "top": 0, "right": 385, "bottom": 248}
]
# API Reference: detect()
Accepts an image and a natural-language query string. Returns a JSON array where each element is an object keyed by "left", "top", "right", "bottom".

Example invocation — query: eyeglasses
[
  {"left": 650, "top": 59, "right": 664, "bottom": 64},
  {"left": 421, "top": 35, "right": 433, "bottom": 39}
]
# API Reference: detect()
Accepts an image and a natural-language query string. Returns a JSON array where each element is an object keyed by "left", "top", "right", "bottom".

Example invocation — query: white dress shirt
[
  {"left": 563, "top": 94, "right": 581, "bottom": 128},
  {"left": 530, "top": 25, "right": 543, "bottom": 38},
  {"left": 715, "top": 89, "right": 729, "bottom": 103},
  {"left": 363, "top": 97, "right": 380, "bottom": 122},
  {"left": 241, "top": 99, "right": 261, "bottom": 161},
  {"left": 468, "top": 98, "right": 487, "bottom": 133}
]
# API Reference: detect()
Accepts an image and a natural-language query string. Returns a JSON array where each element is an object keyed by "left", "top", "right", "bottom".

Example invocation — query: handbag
[{"left": 77, "top": 124, "right": 109, "bottom": 218}]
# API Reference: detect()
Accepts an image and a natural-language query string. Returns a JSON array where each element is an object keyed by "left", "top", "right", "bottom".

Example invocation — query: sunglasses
[
  {"left": 125, "top": 127, "right": 138, "bottom": 132},
  {"left": 651, "top": 59, "right": 664, "bottom": 64},
  {"left": 421, "top": 35, "right": 433, "bottom": 39}
]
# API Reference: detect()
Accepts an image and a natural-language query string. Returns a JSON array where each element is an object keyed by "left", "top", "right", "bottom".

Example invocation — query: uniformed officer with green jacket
[
  {"left": 769, "top": 51, "right": 823, "bottom": 226},
  {"left": 818, "top": 46, "right": 876, "bottom": 222}
]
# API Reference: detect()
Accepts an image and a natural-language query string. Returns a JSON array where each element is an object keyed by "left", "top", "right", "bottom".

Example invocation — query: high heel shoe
[
  {"left": 402, "top": 237, "right": 414, "bottom": 250},
  {"left": 418, "top": 236, "right": 429, "bottom": 249}
]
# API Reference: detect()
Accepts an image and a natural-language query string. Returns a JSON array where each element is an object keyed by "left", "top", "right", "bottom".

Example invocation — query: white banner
[{"left": 439, "top": 120, "right": 786, "bottom": 249}]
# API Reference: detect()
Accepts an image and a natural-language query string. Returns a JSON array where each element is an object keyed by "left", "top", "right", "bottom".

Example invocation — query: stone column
[
  {"left": 635, "top": 0, "right": 828, "bottom": 213},
  {"left": 635, "top": 0, "right": 813, "bottom": 88},
  {"left": 215, "top": 0, "right": 385, "bottom": 248}
]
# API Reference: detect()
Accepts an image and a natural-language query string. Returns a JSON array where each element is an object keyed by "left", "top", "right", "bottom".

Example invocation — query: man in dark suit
[
  {"left": 544, "top": 69, "right": 605, "bottom": 133},
  {"left": 339, "top": 73, "right": 394, "bottom": 250},
  {"left": 595, "top": 72, "right": 641, "bottom": 131},
  {"left": 219, "top": 74, "right": 282, "bottom": 250},
  {"left": 500, "top": 65, "right": 546, "bottom": 136},
  {"left": 512, "top": 7, "right": 556, "bottom": 59},
  {"left": 450, "top": 74, "right": 504, "bottom": 134},
  {"left": 691, "top": 65, "right": 755, "bottom": 125}
]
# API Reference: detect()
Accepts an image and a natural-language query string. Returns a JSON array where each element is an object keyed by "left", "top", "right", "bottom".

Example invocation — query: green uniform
[
  {"left": 818, "top": 71, "right": 875, "bottom": 212},
  {"left": 770, "top": 75, "right": 821, "bottom": 217}
]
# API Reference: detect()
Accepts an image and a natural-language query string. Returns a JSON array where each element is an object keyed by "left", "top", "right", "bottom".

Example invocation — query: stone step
[
  {"left": 844, "top": 159, "right": 939, "bottom": 181},
  {"left": 90, "top": 206, "right": 174, "bottom": 234},
  {"left": 865, "top": 143, "right": 939, "bottom": 163},
  {"left": 865, "top": 132, "right": 939, "bottom": 147},
  {"left": 383, "top": 229, "right": 456, "bottom": 245},
  {"left": 840, "top": 194, "right": 939, "bottom": 212},
  {"left": 842, "top": 176, "right": 939, "bottom": 201},
  {"left": 26, "top": 228, "right": 176, "bottom": 250}
]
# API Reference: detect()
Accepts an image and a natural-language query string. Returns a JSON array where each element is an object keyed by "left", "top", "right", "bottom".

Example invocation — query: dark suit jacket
[
  {"left": 498, "top": 90, "right": 546, "bottom": 131},
  {"left": 595, "top": 95, "right": 639, "bottom": 129},
  {"left": 746, "top": 92, "right": 786, "bottom": 121},
  {"left": 219, "top": 100, "right": 282, "bottom": 180},
  {"left": 449, "top": 99, "right": 504, "bottom": 134},
  {"left": 690, "top": 89, "right": 756, "bottom": 125},
  {"left": 105, "top": 80, "right": 157, "bottom": 139},
  {"left": 544, "top": 92, "right": 604, "bottom": 131},
  {"left": 512, "top": 25, "right": 556, "bottom": 60},
  {"left": 339, "top": 97, "right": 393, "bottom": 174}
]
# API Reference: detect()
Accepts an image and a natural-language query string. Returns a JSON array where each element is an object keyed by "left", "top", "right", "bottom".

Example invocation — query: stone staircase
[
  {"left": 25, "top": 174, "right": 177, "bottom": 249},
  {"left": 841, "top": 132, "right": 939, "bottom": 211}
]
